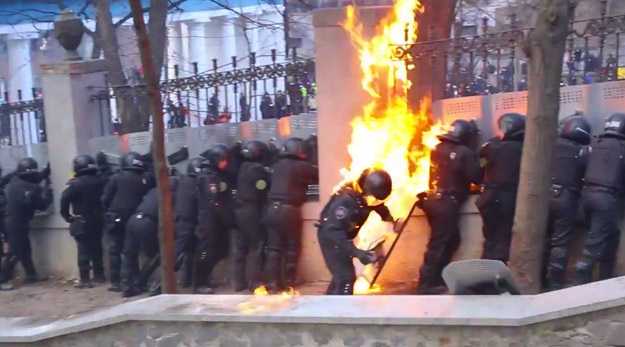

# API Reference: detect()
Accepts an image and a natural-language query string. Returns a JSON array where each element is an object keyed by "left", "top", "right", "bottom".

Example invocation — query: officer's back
[
  {"left": 585, "top": 132, "right": 625, "bottom": 192},
  {"left": 431, "top": 141, "right": 482, "bottom": 197},
  {"left": 237, "top": 161, "right": 270, "bottom": 206},
  {"left": 269, "top": 157, "right": 318, "bottom": 207},
  {"left": 481, "top": 131, "right": 524, "bottom": 190},
  {"left": 102, "top": 153, "right": 154, "bottom": 214},
  {"left": 137, "top": 176, "right": 178, "bottom": 220},
  {"left": 6, "top": 159, "right": 50, "bottom": 223},
  {"left": 67, "top": 172, "right": 107, "bottom": 218}
]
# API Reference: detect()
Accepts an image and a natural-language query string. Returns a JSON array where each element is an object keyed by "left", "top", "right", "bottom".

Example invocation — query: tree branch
[{"left": 115, "top": 0, "right": 187, "bottom": 28}]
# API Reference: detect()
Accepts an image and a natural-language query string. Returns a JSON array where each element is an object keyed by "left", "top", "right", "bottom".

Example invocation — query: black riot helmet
[
  {"left": 280, "top": 137, "right": 307, "bottom": 160},
  {"left": 16, "top": 157, "right": 39, "bottom": 177},
  {"left": 120, "top": 151, "right": 146, "bottom": 172},
  {"left": 187, "top": 157, "right": 205, "bottom": 175},
  {"left": 242, "top": 140, "right": 269, "bottom": 162},
  {"left": 357, "top": 169, "right": 393, "bottom": 204},
  {"left": 498, "top": 113, "right": 526, "bottom": 139},
  {"left": 95, "top": 151, "right": 109, "bottom": 166},
  {"left": 438, "top": 119, "right": 476, "bottom": 145},
  {"left": 201, "top": 143, "right": 231, "bottom": 170},
  {"left": 559, "top": 115, "right": 592, "bottom": 145},
  {"left": 604, "top": 113, "right": 625, "bottom": 138},
  {"left": 73, "top": 154, "right": 98, "bottom": 175}
]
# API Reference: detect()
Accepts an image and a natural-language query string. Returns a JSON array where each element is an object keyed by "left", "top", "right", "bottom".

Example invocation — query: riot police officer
[
  {"left": 233, "top": 140, "right": 271, "bottom": 291},
  {"left": 544, "top": 115, "right": 591, "bottom": 290},
  {"left": 417, "top": 119, "right": 483, "bottom": 295},
  {"left": 101, "top": 152, "right": 155, "bottom": 292},
  {"left": 96, "top": 152, "right": 116, "bottom": 180},
  {"left": 317, "top": 169, "right": 393, "bottom": 295},
  {"left": 120, "top": 176, "right": 178, "bottom": 297},
  {"left": 60, "top": 155, "right": 108, "bottom": 288},
  {"left": 477, "top": 113, "right": 525, "bottom": 264},
  {"left": 194, "top": 145, "right": 234, "bottom": 294},
  {"left": 264, "top": 137, "right": 318, "bottom": 292},
  {"left": 173, "top": 157, "right": 203, "bottom": 288},
  {"left": 0, "top": 158, "right": 52, "bottom": 291},
  {"left": 575, "top": 113, "right": 625, "bottom": 284}
]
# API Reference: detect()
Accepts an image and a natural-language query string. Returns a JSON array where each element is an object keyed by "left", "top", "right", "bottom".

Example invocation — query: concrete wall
[
  {"left": 29, "top": 310, "right": 625, "bottom": 347},
  {"left": 5, "top": 280, "right": 625, "bottom": 346}
]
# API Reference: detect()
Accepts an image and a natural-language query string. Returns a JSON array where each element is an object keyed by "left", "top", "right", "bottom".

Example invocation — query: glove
[
  {"left": 415, "top": 191, "right": 428, "bottom": 210},
  {"left": 355, "top": 250, "right": 377, "bottom": 265},
  {"left": 65, "top": 215, "right": 76, "bottom": 224}
]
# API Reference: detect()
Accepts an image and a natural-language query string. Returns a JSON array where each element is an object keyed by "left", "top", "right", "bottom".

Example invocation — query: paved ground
[{"left": 0, "top": 278, "right": 418, "bottom": 318}]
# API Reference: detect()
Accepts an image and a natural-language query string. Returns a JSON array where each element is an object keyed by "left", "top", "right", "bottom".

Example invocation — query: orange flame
[
  {"left": 340, "top": 1, "right": 444, "bottom": 294},
  {"left": 239, "top": 286, "right": 300, "bottom": 314}
]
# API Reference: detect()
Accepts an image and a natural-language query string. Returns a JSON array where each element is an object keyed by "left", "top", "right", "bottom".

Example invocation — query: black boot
[
  {"left": 265, "top": 251, "right": 282, "bottom": 292},
  {"left": 75, "top": 269, "right": 93, "bottom": 289},
  {"left": 574, "top": 260, "right": 594, "bottom": 285},
  {"left": 108, "top": 282, "right": 122, "bottom": 292}
]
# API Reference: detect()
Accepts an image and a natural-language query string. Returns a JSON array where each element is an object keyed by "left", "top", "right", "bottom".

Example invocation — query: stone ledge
[
  {"left": 2, "top": 277, "right": 625, "bottom": 343},
  {"left": 40, "top": 59, "right": 109, "bottom": 75}
]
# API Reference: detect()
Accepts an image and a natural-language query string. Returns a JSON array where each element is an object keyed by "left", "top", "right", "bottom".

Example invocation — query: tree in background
[{"left": 508, "top": 0, "right": 572, "bottom": 294}]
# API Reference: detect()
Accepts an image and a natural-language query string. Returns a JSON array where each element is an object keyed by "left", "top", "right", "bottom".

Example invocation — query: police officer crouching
[
  {"left": 575, "top": 113, "right": 625, "bottom": 285},
  {"left": 233, "top": 140, "right": 271, "bottom": 292},
  {"left": 477, "top": 113, "right": 525, "bottom": 264},
  {"left": 120, "top": 176, "right": 178, "bottom": 298},
  {"left": 264, "top": 137, "right": 318, "bottom": 292},
  {"left": 101, "top": 152, "right": 155, "bottom": 292},
  {"left": 0, "top": 158, "right": 52, "bottom": 291},
  {"left": 416, "top": 119, "right": 482, "bottom": 295},
  {"left": 544, "top": 115, "right": 591, "bottom": 291},
  {"left": 317, "top": 169, "right": 394, "bottom": 295},
  {"left": 60, "top": 155, "right": 108, "bottom": 288},
  {"left": 194, "top": 145, "right": 233, "bottom": 294}
]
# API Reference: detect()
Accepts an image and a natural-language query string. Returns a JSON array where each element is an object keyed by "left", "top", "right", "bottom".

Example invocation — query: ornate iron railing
[
  {"left": 92, "top": 48, "right": 316, "bottom": 129},
  {"left": 393, "top": 0, "right": 625, "bottom": 98},
  {"left": 0, "top": 89, "right": 46, "bottom": 146}
]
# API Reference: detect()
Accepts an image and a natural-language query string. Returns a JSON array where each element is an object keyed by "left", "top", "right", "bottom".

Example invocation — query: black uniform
[
  {"left": 101, "top": 170, "right": 155, "bottom": 288},
  {"left": 233, "top": 161, "right": 271, "bottom": 291},
  {"left": 545, "top": 138, "right": 588, "bottom": 289},
  {"left": 193, "top": 167, "right": 232, "bottom": 291},
  {"left": 0, "top": 175, "right": 52, "bottom": 285},
  {"left": 317, "top": 185, "right": 391, "bottom": 295},
  {"left": 417, "top": 140, "right": 482, "bottom": 293},
  {"left": 60, "top": 172, "right": 108, "bottom": 284},
  {"left": 575, "top": 134, "right": 625, "bottom": 284},
  {"left": 264, "top": 157, "right": 318, "bottom": 290},
  {"left": 121, "top": 186, "right": 171, "bottom": 295},
  {"left": 477, "top": 134, "right": 523, "bottom": 263},
  {"left": 0, "top": 172, "right": 14, "bottom": 271},
  {"left": 173, "top": 173, "right": 199, "bottom": 285}
]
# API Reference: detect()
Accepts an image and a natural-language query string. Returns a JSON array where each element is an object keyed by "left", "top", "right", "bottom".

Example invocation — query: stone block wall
[{"left": 29, "top": 306, "right": 625, "bottom": 347}]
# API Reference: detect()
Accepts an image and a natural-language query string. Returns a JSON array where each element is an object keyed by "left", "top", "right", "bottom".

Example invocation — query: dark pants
[
  {"left": 233, "top": 203, "right": 266, "bottom": 290},
  {"left": 194, "top": 208, "right": 231, "bottom": 289},
  {"left": 75, "top": 231, "right": 104, "bottom": 282},
  {"left": 174, "top": 218, "right": 196, "bottom": 283},
  {"left": 478, "top": 189, "right": 517, "bottom": 263},
  {"left": 105, "top": 211, "right": 133, "bottom": 285},
  {"left": 318, "top": 230, "right": 355, "bottom": 295},
  {"left": 121, "top": 213, "right": 160, "bottom": 291},
  {"left": 1, "top": 218, "right": 36, "bottom": 283},
  {"left": 264, "top": 202, "right": 303, "bottom": 290},
  {"left": 575, "top": 189, "right": 619, "bottom": 284},
  {"left": 545, "top": 189, "right": 579, "bottom": 289},
  {"left": 418, "top": 194, "right": 462, "bottom": 292}
]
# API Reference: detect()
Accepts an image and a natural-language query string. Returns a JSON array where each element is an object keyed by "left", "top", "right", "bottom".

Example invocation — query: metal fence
[
  {"left": 0, "top": 89, "right": 46, "bottom": 147},
  {"left": 92, "top": 49, "right": 316, "bottom": 131},
  {"left": 394, "top": 0, "right": 625, "bottom": 98}
]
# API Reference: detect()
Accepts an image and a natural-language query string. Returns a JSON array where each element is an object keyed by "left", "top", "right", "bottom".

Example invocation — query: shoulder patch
[
  {"left": 219, "top": 182, "right": 228, "bottom": 192},
  {"left": 450, "top": 152, "right": 456, "bottom": 160},
  {"left": 335, "top": 206, "right": 347, "bottom": 220},
  {"left": 255, "top": 180, "right": 268, "bottom": 190},
  {"left": 208, "top": 183, "right": 218, "bottom": 194}
]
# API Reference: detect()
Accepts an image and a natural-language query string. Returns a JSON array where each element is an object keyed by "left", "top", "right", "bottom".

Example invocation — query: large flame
[{"left": 340, "top": 1, "right": 444, "bottom": 294}]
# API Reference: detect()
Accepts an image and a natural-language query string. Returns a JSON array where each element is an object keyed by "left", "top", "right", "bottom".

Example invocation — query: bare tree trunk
[
  {"left": 95, "top": 0, "right": 143, "bottom": 133},
  {"left": 128, "top": 0, "right": 177, "bottom": 295},
  {"left": 148, "top": 0, "right": 169, "bottom": 81},
  {"left": 508, "top": 0, "right": 572, "bottom": 294}
]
